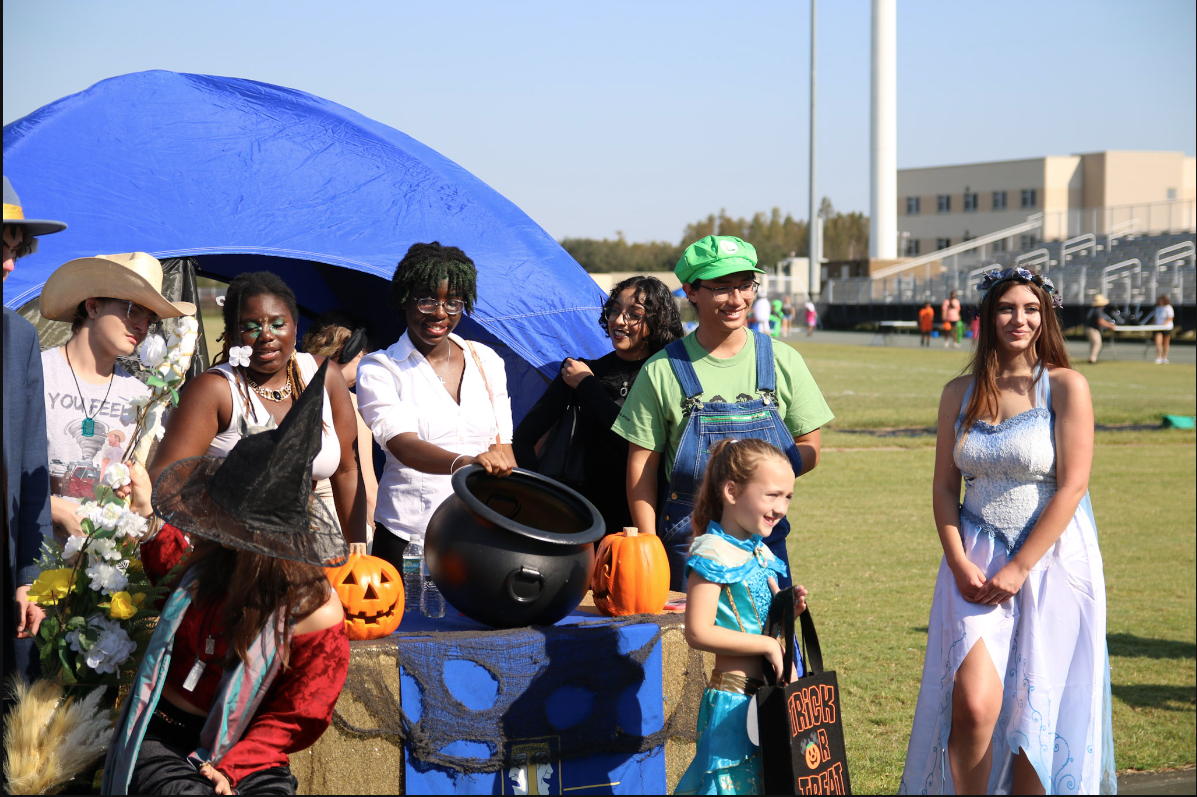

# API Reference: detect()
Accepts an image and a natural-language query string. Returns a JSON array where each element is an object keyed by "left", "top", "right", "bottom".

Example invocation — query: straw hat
[
  {"left": 1090, "top": 294, "right": 1110, "bottom": 307},
  {"left": 39, "top": 252, "right": 196, "bottom": 322}
]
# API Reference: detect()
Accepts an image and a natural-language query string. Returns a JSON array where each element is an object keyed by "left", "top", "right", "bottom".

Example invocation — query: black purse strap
[{"left": 762, "top": 588, "right": 825, "bottom": 685}]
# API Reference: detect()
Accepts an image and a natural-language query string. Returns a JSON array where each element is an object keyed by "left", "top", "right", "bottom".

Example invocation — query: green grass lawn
[{"left": 782, "top": 341, "right": 1196, "bottom": 793}]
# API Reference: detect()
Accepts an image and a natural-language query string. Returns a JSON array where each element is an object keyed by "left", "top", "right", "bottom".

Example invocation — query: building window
[
  {"left": 964, "top": 192, "right": 978, "bottom": 212},
  {"left": 936, "top": 237, "right": 951, "bottom": 250},
  {"left": 937, "top": 195, "right": 951, "bottom": 213},
  {"left": 1020, "top": 189, "right": 1037, "bottom": 208},
  {"left": 906, "top": 196, "right": 920, "bottom": 215},
  {"left": 992, "top": 238, "right": 1008, "bottom": 254},
  {"left": 1167, "top": 188, "right": 1177, "bottom": 201},
  {"left": 1020, "top": 234, "right": 1036, "bottom": 250},
  {"left": 905, "top": 239, "right": 921, "bottom": 256},
  {"left": 993, "top": 191, "right": 1007, "bottom": 210}
]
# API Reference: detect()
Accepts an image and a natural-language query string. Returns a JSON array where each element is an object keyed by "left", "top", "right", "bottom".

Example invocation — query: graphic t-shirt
[
  {"left": 41, "top": 347, "right": 150, "bottom": 505},
  {"left": 611, "top": 331, "right": 834, "bottom": 478}
]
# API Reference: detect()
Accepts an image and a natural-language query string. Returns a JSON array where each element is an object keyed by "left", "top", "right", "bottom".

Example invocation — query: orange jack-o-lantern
[
  {"left": 804, "top": 742, "right": 822, "bottom": 770},
  {"left": 591, "top": 527, "right": 670, "bottom": 616},
  {"left": 325, "top": 545, "right": 404, "bottom": 639}
]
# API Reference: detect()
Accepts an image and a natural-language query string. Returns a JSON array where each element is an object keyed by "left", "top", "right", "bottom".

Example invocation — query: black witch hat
[{"left": 152, "top": 359, "right": 348, "bottom": 567}]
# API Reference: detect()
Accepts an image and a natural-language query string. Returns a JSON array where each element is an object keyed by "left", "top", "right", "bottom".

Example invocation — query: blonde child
[{"left": 677, "top": 438, "right": 808, "bottom": 794}]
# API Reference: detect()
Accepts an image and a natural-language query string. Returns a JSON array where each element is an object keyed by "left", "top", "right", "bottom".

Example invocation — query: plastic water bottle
[
  {"left": 401, "top": 541, "right": 423, "bottom": 615},
  {"left": 421, "top": 558, "right": 446, "bottom": 619}
]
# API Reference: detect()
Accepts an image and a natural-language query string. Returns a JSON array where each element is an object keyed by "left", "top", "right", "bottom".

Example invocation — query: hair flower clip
[
  {"left": 976, "top": 267, "right": 1063, "bottom": 309},
  {"left": 229, "top": 345, "right": 253, "bottom": 368}
]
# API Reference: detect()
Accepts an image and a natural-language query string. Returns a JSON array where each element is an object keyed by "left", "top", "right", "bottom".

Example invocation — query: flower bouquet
[{"left": 3, "top": 318, "right": 199, "bottom": 794}]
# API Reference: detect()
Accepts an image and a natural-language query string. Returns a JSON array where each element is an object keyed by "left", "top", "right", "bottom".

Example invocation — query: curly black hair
[
  {"left": 599, "top": 275, "right": 684, "bottom": 355},
  {"left": 390, "top": 241, "right": 478, "bottom": 315}
]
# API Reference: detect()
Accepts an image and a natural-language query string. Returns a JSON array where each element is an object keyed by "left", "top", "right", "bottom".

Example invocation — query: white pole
[
  {"left": 809, "top": 0, "right": 821, "bottom": 300},
  {"left": 869, "top": 0, "right": 897, "bottom": 259}
]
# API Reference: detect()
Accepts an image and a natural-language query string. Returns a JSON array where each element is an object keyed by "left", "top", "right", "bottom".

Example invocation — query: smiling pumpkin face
[{"left": 326, "top": 552, "right": 404, "bottom": 639}]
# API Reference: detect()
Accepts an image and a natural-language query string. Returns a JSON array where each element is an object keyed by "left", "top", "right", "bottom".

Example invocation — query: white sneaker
[
  {"left": 1164, "top": 358, "right": 1170, "bottom": 364},
  {"left": 1155, "top": 358, "right": 1164, "bottom": 364}
]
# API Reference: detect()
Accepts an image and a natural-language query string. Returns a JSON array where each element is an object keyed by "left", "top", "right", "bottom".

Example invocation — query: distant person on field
[
  {"left": 752, "top": 292, "right": 772, "bottom": 334},
  {"left": 803, "top": 298, "right": 817, "bottom": 337},
  {"left": 3, "top": 175, "right": 63, "bottom": 685},
  {"left": 968, "top": 307, "right": 981, "bottom": 344},
  {"left": 1085, "top": 294, "right": 1115, "bottom": 364},
  {"left": 1152, "top": 294, "right": 1174, "bottom": 364},
  {"left": 613, "top": 235, "right": 833, "bottom": 590},
  {"left": 918, "top": 301, "right": 934, "bottom": 347},
  {"left": 942, "top": 291, "right": 962, "bottom": 348},
  {"left": 780, "top": 295, "right": 795, "bottom": 336}
]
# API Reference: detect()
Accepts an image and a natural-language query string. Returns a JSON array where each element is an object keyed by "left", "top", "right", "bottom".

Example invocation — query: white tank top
[{"left": 206, "top": 352, "right": 341, "bottom": 481}]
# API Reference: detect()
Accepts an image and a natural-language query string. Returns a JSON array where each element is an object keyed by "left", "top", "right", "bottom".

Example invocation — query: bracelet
[
  {"left": 141, "top": 514, "right": 163, "bottom": 542},
  {"left": 449, "top": 454, "right": 469, "bottom": 474}
]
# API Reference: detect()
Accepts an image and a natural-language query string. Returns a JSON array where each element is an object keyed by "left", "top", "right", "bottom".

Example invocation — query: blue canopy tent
[{"left": 3, "top": 70, "right": 610, "bottom": 422}]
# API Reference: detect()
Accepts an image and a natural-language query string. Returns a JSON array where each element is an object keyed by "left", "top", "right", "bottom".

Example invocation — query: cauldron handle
[{"left": 504, "top": 566, "right": 545, "bottom": 603}]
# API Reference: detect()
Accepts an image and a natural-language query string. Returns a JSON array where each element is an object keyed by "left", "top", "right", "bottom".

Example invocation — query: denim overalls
[{"left": 658, "top": 330, "right": 802, "bottom": 592}]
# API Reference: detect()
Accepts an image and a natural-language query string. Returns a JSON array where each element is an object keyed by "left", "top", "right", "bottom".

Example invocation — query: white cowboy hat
[
  {"left": 1090, "top": 294, "right": 1110, "bottom": 307},
  {"left": 39, "top": 252, "right": 196, "bottom": 322}
]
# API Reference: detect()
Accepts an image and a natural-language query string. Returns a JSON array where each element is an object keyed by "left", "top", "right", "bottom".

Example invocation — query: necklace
[
  {"left": 431, "top": 349, "right": 453, "bottom": 384},
  {"left": 63, "top": 346, "right": 115, "bottom": 437},
  {"left": 248, "top": 373, "right": 294, "bottom": 402}
]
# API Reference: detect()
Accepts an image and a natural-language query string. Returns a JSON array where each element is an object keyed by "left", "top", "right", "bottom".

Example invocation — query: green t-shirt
[{"left": 612, "top": 331, "right": 834, "bottom": 477}]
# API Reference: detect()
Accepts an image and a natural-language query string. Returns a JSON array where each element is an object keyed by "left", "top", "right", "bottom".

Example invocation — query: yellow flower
[
  {"left": 127, "top": 558, "right": 144, "bottom": 573},
  {"left": 108, "top": 591, "right": 139, "bottom": 620},
  {"left": 27, "top": 569, "right": 75, "bottom": 606}
]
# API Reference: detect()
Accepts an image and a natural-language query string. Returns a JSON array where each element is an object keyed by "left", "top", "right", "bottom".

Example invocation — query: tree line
[{"left": 561, "top": 200, "right": 870, "bottom": 274}]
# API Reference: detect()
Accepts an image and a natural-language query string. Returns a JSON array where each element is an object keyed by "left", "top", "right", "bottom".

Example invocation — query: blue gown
[{"left": 676, "top": 523, "right": 793, "bottom": 795}]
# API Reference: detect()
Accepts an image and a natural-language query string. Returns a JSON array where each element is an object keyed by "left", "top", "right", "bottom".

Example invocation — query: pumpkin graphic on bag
[
  {"left": 326, "top": 546, "right": 404, "bottom": 639},
  {"left": 591, "top": 527, "right": 669, "bottom": 616}
]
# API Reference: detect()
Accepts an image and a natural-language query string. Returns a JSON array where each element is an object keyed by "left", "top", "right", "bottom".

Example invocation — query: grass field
[{"left": 782, "top": 340, "right": 1196, "bottom": 793}]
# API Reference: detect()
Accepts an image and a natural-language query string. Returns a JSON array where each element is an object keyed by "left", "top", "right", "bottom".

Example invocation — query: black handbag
[
  {"left": 757, "top": 590, "right": 852, "bottom": 795},
  {"left": 535, "top": 391, "right": 587, "bottom": 488}
]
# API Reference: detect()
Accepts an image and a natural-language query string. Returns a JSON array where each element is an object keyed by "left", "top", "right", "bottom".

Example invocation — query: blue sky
[{"left": 4, "top": 0, "right": 1194, "bottom": 243}]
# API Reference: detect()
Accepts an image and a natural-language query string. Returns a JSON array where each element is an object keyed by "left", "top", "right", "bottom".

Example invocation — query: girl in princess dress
[{"left": 677, "top": 438, "right": 808, "bottom": 795}]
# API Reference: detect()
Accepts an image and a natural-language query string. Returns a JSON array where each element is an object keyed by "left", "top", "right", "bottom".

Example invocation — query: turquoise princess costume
[{"left": 676, "top": 523, "right": 799, "bottom": 795}]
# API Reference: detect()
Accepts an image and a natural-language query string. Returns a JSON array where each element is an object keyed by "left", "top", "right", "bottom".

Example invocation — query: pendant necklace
[
  {"left": 63, "top": 346, "right": 115, "bottom": 437},
  {"left": 248, "top": 373, "right": 294, "bottom": 402},
  {"left": 432, "top": 348, "right": 452, "bottom": 384}
]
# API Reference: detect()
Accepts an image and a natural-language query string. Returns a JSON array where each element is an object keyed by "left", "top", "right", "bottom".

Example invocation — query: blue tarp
[{"left": 3, "top": 70, "right": 610, "bottom": 421}]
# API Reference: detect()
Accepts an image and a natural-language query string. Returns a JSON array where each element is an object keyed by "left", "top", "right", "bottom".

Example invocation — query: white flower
[
  {"left": 229, "top": 346, "right": 252, "bottom": 368},
  {"left": 85, "top": 559, "right": 129, "bottom": 595},
  {"left": 84, "top": 502, "right": 125, "bottom": 532},
  {"left": 81, "top": 615, "right": 137, "bottom": 675},
  {"left": 177, "top": 316, "right": 199, "bottom": 335},
  {"left": 154, "top": 424, "right": 166, "bottom": 441},
  {"left": 139, "top": 335, "right": 167, "bottom": 369},
  {"left": 102, "top": 462, "right": 131, "bottom": 489},
  {"left": 63, "top": 535, "right": 87, "bottom": 562},
  {"left": 114, "top": 509, "right": 148, "bottom": 540},
  {"left": 176, "top": 331, "right": 198, "bottom": 358},
  {"left": 88, "top": 537, "right": 122, "bottom": 563},
  {"left": 120, "top": 394, "right": 152, "bottom": 425}
]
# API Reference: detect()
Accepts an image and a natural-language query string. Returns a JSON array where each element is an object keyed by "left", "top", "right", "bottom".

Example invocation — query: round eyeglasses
[{"left": 415, "top": 298, "right": 465, "bottom": 315}]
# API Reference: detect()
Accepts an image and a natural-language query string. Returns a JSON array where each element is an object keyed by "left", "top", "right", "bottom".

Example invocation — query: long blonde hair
[
  {"left": 959, "top": 276, "right": 1070, "bottom": 442},
  {"left": 691, "top": 438, "right": 790, "bottom": 539}
]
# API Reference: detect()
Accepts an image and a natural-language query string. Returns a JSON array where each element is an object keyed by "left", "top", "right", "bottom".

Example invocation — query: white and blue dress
[{"left": 901, "top": 368, "right": 1116, "bottom": 795}]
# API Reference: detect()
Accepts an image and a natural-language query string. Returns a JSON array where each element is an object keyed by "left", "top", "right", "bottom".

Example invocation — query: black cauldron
[{"left": 424, "top": 465, "right": 605, "bottom": 628}]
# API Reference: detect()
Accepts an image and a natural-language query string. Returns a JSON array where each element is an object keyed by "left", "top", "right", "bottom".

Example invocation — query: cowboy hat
[
  {"left": 1090, "top": 294, "right": 1110, "bottom": 307},
  {"left": 152, "top": 359, "right": 347, "bottom": 568},
  {"left": 3, "top": 176, "right": 67, "bottom": 237},
  {"left": 39, "top": 252, "right": 196, "bottom": 322}
]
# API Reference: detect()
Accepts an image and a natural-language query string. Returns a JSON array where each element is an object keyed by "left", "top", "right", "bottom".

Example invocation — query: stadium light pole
[
  {"left": 808, "top": 0, "right": 820, "bottom": 301},
  {"left": 869, "top": 0, "right": 897, "bottom": 260}
]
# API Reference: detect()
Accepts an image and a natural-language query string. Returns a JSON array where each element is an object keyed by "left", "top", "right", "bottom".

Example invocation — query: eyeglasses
[
  {"left": 605, "top": 306, "right": 645, "bottom": 325},
  {"left": 104, "top": 298, "right": 160, "bottom": 326},
  {"left": 414, "top": 298, "right": 465, "bottom": 315},
  {"left": 693, "top": 280, "right": 759, "bottom": 300}
]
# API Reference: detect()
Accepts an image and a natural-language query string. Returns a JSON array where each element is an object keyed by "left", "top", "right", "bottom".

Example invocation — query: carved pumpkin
[
  {"left": 591, "top": 527, "right": 669, "bottom": 616},
  {"left": 325, "top": 545, "right": 404, "bottom": 639}
]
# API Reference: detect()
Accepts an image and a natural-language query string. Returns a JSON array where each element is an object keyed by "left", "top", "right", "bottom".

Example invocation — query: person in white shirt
[
  {"left": 1152, "top": 294, "right": 1175, "bottom": 364},
  {"left": 752, "top": 294, "right": 772, "bottom": 334},
  {"left": 356, "top": 242, "right": 515, "bottom": 571}
]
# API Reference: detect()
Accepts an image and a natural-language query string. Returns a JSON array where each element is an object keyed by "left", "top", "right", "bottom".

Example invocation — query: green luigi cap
[{"left": 675, "top": 235, "right": 764, "bottom": 284}]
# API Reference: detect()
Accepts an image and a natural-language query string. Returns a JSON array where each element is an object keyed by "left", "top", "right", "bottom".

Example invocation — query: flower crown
[{"left": 976, "top": 267, "right": 1063, "bottom": 309}]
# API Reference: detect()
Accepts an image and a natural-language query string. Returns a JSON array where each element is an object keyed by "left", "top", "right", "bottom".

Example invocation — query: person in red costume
[{"left": 102, "top": 361, "right": 349, "bottom": 795}]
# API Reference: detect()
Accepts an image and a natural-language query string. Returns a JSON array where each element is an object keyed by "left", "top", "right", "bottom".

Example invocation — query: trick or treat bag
[{"left": 756, "top": 590, "right": 852, "bottom": 795}]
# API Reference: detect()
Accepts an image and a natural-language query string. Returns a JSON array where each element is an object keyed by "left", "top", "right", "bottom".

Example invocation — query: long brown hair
[
  {"left": 959, "top": 276, "right": 1071, "bottom": 440},
  {"left": 691, "top": 438, "right": 790, "bottom": 539},
  {"left": 181, "top": 539, "right": 330, "bottom": 669}
]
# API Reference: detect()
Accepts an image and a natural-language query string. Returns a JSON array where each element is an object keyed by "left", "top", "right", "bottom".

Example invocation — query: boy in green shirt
[{"left": 612, "top": 235, "right": 833, "bottom": 589}]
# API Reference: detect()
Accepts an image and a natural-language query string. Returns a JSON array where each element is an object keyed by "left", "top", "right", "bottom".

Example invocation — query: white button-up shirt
[{"left": 356, "top": 330, "right": 514, "bottom": 543}]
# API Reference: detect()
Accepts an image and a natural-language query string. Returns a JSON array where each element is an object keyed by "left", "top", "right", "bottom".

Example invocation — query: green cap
[{"left": 675, "top": 235, "right": 763, "bottom": 284}]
